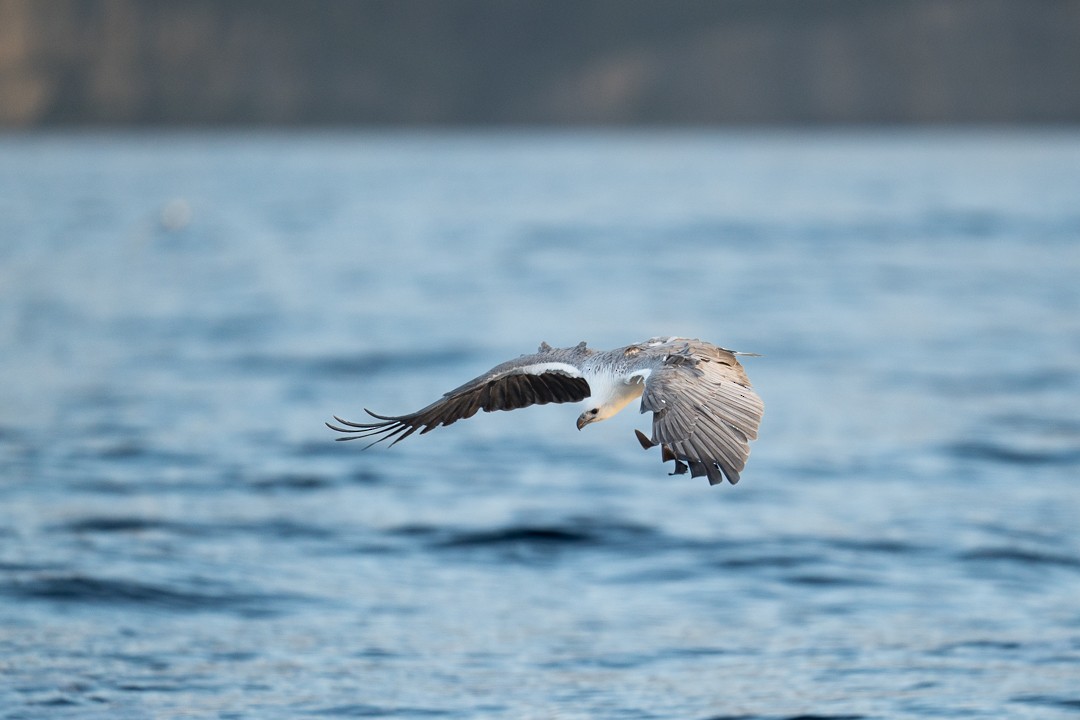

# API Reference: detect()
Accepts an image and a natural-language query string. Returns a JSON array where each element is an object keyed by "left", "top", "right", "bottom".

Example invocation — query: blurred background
[
  {"left": 3, "top": 0, "right": 1080, "bottom": 127},
  {"left": 2, "top": 2, "right": 1080, "bottom": 719}
]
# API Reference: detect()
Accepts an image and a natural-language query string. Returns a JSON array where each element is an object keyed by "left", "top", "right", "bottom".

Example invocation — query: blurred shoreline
[{"left": 3, "top": 0, "right": 1080, "bottom": 128}]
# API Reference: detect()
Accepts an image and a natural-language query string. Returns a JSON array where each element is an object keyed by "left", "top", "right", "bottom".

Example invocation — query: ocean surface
[{"left": 1, "top": 130, "right": 1079, "bottom": 719}]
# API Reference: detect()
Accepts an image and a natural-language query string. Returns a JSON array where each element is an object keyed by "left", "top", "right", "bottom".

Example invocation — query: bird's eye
[{"left": 590, "top": 409, "right": 599, "bottom": 415}]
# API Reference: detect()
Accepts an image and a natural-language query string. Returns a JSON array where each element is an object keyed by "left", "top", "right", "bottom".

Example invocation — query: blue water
[{"left": 1, "top": 130, "right": 1079, "bottom": 719}]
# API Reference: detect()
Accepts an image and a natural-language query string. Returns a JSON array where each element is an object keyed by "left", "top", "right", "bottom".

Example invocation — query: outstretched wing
[
  {"left": 327, "top": 351, "right": 591, "bottom": 447},
  {"left": 636, "top": 344, "right": 763, "bottom": 485}
]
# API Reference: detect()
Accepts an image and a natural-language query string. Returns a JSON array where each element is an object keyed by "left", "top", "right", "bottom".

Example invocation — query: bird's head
[{"left": 576, "top": 407, "right": 602, "bottom": 430}]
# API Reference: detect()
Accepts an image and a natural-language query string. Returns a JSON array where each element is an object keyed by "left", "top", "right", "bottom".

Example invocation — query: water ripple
[
  {"left": 248, "top": 473, "right": 335, "bottom": 491},
  {"left": 232, "top": 348, "right": 477, "bottom": 379},
  {"left": 946, "top": 441, "right": 1080, "bottom": 466},
  {"left": 391, "top": 519, "right": 659, "bottom": 552},
  {"left": 305, "top": 704, "right": 456, "bottom": 717},
  {"left": 436, "top": 526, "right": 599, "bottom": 548},
  {"left": 782, "top": 574, "right": 875, "bottom": 587},
  {"left": 1011, "top": 695, "right": 1080, "bottom": 711},
  {"left": 717, "top": 554, "right": 817, "bottom": 570},
  {"left": 2, "top": 574, "right": 308, "bottom": 616},
  {"left": 56, "top": 516, "right": 337, "bottom": 541},
  {"left": 932, "top": 640, "right": 1023, "bottom": 655},
  {"left": 701, "top": 715, "right": 865, "bottom": 720},
  {"left": 960, "top": 547, "right": 1080, "bottom": 569}
]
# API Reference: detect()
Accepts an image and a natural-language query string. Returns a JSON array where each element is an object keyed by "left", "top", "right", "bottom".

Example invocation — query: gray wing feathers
[
  {"left": 327, "top": 347, "right": 592, "bottom": 447},
  {"left": 640, "top": 344, "right": 764, "bottom": 485}
]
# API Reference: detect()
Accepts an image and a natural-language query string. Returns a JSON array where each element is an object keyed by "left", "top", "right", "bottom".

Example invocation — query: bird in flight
[{"left": 327, "top": 337, "right": 763, "bottom": 485}]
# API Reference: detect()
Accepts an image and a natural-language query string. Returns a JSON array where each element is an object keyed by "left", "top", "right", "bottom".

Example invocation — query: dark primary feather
[{"left": 326, "top": 349, "right": 591, "bottom": 447}]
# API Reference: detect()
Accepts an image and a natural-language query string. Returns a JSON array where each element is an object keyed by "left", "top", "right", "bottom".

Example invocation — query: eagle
[{"left": 328, "top": 337, "right": 764, "bottom": 485}]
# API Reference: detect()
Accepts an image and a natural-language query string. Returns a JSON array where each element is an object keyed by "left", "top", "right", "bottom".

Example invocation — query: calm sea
[{"left": 1, "top": 130, "right": 1079, "bottom": 719}]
